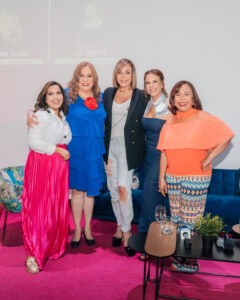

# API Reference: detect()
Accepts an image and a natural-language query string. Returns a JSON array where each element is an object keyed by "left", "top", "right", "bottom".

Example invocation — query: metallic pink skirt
[{"left": 22, "top": 145, "right": 69, "bottom": 269}]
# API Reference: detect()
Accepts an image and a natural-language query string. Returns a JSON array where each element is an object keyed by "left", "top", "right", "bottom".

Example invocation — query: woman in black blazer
[{"left": 103, "top": 58, "right": 148, "bottom": 256}]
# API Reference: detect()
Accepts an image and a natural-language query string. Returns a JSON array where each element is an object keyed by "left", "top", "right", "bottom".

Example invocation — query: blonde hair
[
  {"left": 112, "top": 58, "right": 137, "bottom": 89},
  {"left": 68, "top": 61, "right": 101, "bottom": 103}
]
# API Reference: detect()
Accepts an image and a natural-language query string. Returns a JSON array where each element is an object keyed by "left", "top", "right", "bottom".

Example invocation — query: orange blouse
[{"left": 157, "top": 109, "right": 234, "bottom": 176}]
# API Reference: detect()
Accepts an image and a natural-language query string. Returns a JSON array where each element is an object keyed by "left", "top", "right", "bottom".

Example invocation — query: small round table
[{"left": 128, "top": 222, "right": 177, "bottom": 300}]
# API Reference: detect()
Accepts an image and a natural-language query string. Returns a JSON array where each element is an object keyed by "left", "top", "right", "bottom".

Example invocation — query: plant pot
[{"left": 202, "top": 236, "right": 215, "bottom": 250}]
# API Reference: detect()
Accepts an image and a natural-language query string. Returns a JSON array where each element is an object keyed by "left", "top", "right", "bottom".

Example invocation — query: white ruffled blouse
[{"left": 28, "top": 108, "right": 72, "bottom": 155}]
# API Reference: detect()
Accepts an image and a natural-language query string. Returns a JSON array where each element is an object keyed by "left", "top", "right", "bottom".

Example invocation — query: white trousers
[{"left": 106, "top": 136, "right": 134, "bottom": 232}]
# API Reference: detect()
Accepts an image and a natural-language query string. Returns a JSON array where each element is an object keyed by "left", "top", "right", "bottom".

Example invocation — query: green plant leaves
[{"left": 194, "top": 213, "right": 225, "bottom": 237}]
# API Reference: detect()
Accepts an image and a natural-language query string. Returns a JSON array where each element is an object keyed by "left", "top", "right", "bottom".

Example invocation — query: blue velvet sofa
[{"left": 93, "top": 169, "right": 240, "bottom": 232}]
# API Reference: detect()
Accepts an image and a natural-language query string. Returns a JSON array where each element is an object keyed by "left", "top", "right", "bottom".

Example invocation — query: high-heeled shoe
[
  {"left": 83, "top": 231, "right": 95, "bottom": 246},
  {"left": 124, "top": 246, "right": 136, "bottom": 257},
  {"left": 122, "top": 231, "right": 135, "bottom": 256},
  {"left": 71, "top": 233, "right": 82, "bottom": 248},
  {"left": 112, "top": 236, "right": 122, "bottom": 247}
]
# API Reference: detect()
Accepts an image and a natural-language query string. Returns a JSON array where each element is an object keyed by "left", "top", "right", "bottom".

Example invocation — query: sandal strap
[{"left": 172, "top": 258, "right": 199, "bottom": 273}]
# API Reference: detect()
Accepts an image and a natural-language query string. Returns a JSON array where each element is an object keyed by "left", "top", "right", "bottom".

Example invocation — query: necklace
[
  {"left": 118, "top": 86, "right": 132, "bottom": 93},
  {"left": 115, "top": 88, "right": 132, "bottom": 103}
]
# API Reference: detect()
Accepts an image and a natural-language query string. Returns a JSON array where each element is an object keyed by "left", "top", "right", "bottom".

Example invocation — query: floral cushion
[{"left": 0, "top": 166, "right": 24, "bottom": 213}]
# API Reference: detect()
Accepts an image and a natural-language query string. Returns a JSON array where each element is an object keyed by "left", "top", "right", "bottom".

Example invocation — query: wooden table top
[{"left": 144, "top": 221, "right": 176, "bottom": 257}]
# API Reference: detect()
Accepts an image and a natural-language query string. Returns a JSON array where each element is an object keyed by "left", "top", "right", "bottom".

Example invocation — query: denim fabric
[{"left": 106, "top": 136, "right": 134, "bottom": 232}]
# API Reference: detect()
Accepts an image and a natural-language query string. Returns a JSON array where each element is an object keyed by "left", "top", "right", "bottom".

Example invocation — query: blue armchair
[
  {"left": 93, "top": 168, "right": 240, "bottom": 232},
  {"left": 205, "top": 168, "right": 240, "bottom": 231}
]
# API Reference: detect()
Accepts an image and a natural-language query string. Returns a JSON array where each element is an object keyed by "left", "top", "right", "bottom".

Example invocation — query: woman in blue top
[
  {"left": 66, "top": 62, "right": 106, "bottom": 247},
  {"left": 138, "top": 69, "right": 169, "bottom": 236},
  {"left": 138, "top": 69, "right": 170, "bottom": 261}
]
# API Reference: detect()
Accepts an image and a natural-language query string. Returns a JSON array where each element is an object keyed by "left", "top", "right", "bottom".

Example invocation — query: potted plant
[{"left": 194, "top": 213, "right": 225, "bottom": 249}]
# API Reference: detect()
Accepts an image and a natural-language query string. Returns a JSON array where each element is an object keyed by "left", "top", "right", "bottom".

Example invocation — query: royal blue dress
[
  {"left": 66, "top": 95, "right": 106, "bottom": 196},
  {"left": 138, "top": 117, "right": 166, "bottom": 232}
]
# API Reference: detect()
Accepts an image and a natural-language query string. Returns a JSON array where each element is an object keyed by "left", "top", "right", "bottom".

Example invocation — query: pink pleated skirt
[{"left": 22, "top": 145, "right": 69, "bottom": 270}]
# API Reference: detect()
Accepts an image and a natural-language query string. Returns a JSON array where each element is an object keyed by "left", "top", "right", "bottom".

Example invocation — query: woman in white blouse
[{"left": 22, "top": 81, "right": 72, "bottom": 274}]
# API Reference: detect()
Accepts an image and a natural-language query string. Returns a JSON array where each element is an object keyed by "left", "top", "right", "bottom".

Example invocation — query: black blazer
[{"left": 103, "top": 87, "right": 149, "bottom": 170}]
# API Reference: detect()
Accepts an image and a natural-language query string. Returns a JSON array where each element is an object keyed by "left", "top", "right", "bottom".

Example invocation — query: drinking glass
[{"left": 155, "top": 205, "right": 166, "bottom": 224}]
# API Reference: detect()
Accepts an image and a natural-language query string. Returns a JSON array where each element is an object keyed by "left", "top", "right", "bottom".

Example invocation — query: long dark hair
[
  {"left": 34, "top": 81, "right": 68, "bottom": 115},
  {"left": 169, "top": 80, "right": 202, "bottom": 115}
]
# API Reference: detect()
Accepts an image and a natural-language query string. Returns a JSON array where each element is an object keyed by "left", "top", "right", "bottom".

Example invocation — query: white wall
[{"left": 0, "top": 0, "right": 239, "bottom": 169}]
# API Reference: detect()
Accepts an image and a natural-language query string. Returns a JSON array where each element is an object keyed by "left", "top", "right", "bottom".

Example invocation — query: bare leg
[
  {"left": 83, "top": 193, "right": 94, "bottom": 240},
  {"left": 118, "top": 186, "right": 130, "bottom": 247},
  {"left": 71, "top": 189, "right": 84, "bottom": 241},
  {"left": 123, "top": 231, "right": 132, "bottom": 247},
  {"left": 114, "top": 226, "right": 123, "bottom": 239}
]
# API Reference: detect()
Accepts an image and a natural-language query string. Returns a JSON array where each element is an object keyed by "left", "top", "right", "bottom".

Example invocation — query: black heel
[
  {"left": 71, "top": 232, "right": 82, "bottom": 248},
  {"left": 112, "top": 236, "right": 122, "bottom": 247},
  {"left": 124, "top": 246, "right": 136, "bottom": 257},
  {"left": 83, "top": 231, "right": 95, "bottom": 246}
]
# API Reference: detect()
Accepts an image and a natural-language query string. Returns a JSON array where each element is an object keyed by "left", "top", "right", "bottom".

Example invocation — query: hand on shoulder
[
  {"left": 27, "top": 109, "right": 39, "bottom": 128},
  {"left": 104, "top": 87, "right": 114, "bottom": 94},
  {"left": 160, "top": 113, "right": 172, "bottom": 121},
  {"left": 163, "top": 113, "right": 174, "bottom": 123},
  {"left": 35, "top": 110, "right": 51, "bottom": 121}
]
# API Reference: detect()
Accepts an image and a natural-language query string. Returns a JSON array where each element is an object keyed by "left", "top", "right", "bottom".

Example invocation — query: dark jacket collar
[{"left": 125, "top": 89, "right": 137, "bottom": 125}]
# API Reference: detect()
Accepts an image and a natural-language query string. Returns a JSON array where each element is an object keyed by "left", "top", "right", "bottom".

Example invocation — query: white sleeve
[
  {"left": 64, "top": 122, "right": 72, "bottom": 145},
  {"left": 65, "top": 132, "right": 72, "bottom": 145},
  {"left": 28, "top": 112, "right": 56, "bottom": 155}
]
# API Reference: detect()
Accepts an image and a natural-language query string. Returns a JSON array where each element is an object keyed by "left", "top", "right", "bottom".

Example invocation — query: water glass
[
  {"left": 161, "top": 223, "right": 174, "bottom": 235},
  {"left": 155, "top": 205, "right": 166, "bottom": 224}
]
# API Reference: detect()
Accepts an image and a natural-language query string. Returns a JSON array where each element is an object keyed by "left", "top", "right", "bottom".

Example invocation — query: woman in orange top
[{"left": 158, "top": 80, "right": 234, "bottom": 272}]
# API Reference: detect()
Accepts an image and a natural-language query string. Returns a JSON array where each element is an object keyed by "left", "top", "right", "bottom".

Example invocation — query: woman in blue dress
[
  {"left": 67, "top": 62, "right": 106, "bottom": 247},
  {"left": 138, "top": 69, "right": 170, "bottom": 238}
]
